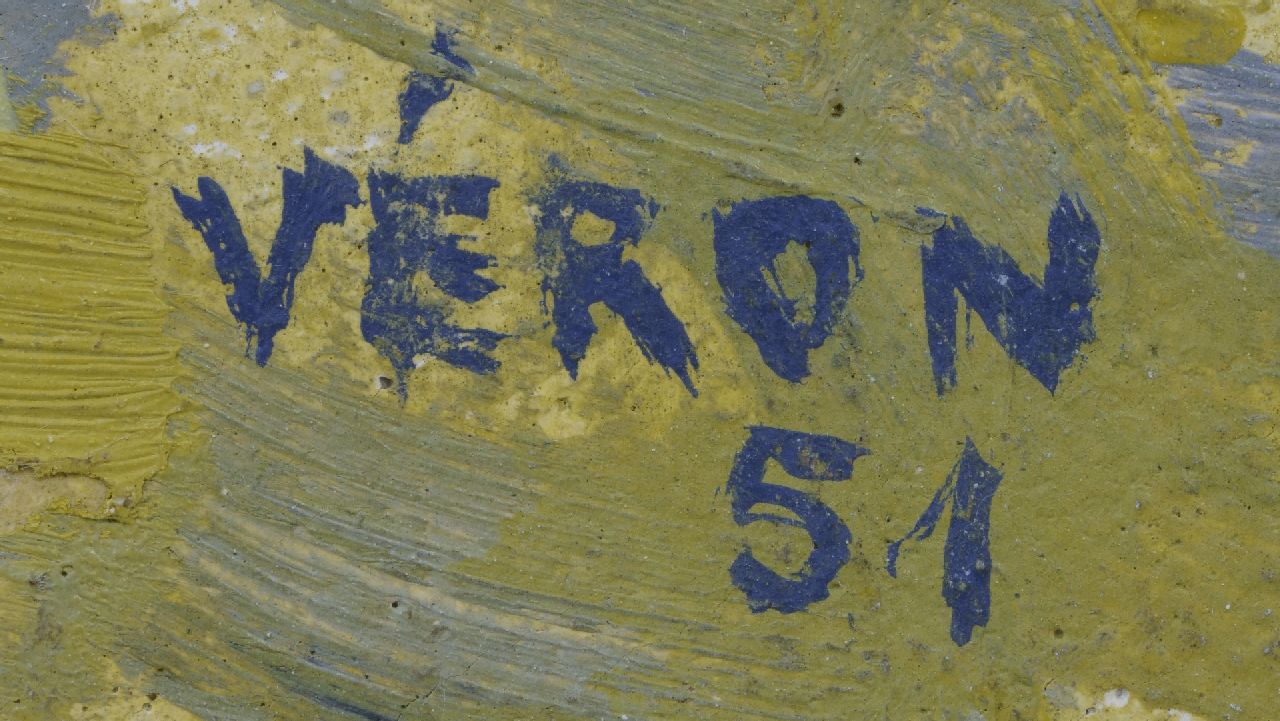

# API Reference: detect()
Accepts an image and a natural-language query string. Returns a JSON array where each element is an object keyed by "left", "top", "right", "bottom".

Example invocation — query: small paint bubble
[{"left": 1102, "top": 688, "right": 1129, "bottom": 708}]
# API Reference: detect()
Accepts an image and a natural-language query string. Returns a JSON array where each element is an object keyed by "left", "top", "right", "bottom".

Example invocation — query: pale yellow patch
[{"left": 0, "top": 470, "right": 109, "bottom": 536}]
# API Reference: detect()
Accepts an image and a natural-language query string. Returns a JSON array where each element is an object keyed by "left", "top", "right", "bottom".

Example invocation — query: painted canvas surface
[{"left": 1, "top": 1, "right": 1279, "bottom": 719}]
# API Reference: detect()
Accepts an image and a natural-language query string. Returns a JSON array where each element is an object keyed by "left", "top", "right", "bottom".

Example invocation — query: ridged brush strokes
[{"left": 0, "top": 132, "right": 178, "bottom": 524}]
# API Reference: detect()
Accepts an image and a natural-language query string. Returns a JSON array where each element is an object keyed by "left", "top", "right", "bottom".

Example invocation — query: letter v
[{"left": 172, "top": 147, "right": 361, "bottom": 364}]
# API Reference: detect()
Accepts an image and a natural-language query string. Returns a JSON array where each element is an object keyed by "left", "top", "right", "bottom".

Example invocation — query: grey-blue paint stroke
[
  {"left": 172, "top": 147, "right": 361, "bottom": 365},
  {"left": 0, "top": 0, "right": 116, "bottom": 130},
  {"left": 887, "top": 438, "right": 1002, "bottom": 646},
  {"left": 712, "top": 195, "right": 862, "bottom": 382},
  {"left": 1165, "top": 50, "right": 1280, "bottom": 257},
  {"left": 921, "top": 193, "right": 1100, "bottom": 395},
  {"left": 310, "top": 693, "right": 398, "bottom": 721},
  {"left": 397, "top": 26, "right": 473, "bottom": 144},
  {"left": 533, "top": 167, "right": 699, "bottom": 395},
  {"left": 727, "top": 426, "right": 869, "bottom": 614},
  {"left": 361, "top": 171, "right": 507, "bottom": 398}
]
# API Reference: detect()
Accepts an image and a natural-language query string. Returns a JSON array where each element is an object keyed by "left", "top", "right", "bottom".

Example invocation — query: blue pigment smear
[
  {"left": 1164, "top": 50, "right": 1280, "bottom": 257},
  {"left": 172, "top": 147, "right": 361, "bottom": 365},
  {"left": 310, "top": 693, "right": 399, "bottom": 721},
  {"left": 397, "top": 27, "right": 474, "bottom": 144},
  {"left": 712, "top": 196, "right": 862, "bottom": 382},
  {"left": 361, "top": 171, "right": 507, "bottom": 398},
  {"left": 727, "top": 426, "right": 869, "bottom": 614},
  {"left": 532, "top": 167, "right": 699, "bottom": 395},
  {"left": 887, "top": 438, "right": 1003, "bottom": 646},
  {"left": 921, "top": 193, "right": 1101, "bottom": 395}
]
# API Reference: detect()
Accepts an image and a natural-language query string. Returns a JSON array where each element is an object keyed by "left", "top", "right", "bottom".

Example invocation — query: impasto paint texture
[{"left": 2, "top": 1, "right": 1280, "bottom": 720}]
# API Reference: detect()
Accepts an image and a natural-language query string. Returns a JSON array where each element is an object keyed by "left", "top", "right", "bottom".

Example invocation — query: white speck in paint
[
  {"left": 1146, "top": 368, "right": 1157, "bottom": 379},
  {"left": 329, "top": 68, "right": 347, "bottom": 83},
  {"left": 222, "top": 24, "right": 238, "bottom": 41},
  {"left": 996, "top": 273, "right": 1009, "bottom": 286},
  {"left": 272, "top": 69, "right": 289, "bottom": 82},
  {"left": 1102, "top": 688, "right": 1129, "bottom": 708},
  {"left": 171, "top": 0, "right": 198, "bottom": 11},
  {"left": 191, "top": 141, "right": 242, "bottom": 159},
  {"left": 363, "top": 133, "right": 383, "bottom": 150},
  {"left": 321, "top": 146, "right": 342, "bottom": 159},
  {"left": 1238, "top": 271, "right": 1247, "bottom": 280},
  {"left": 1226, "top": 603, "right": 1232, "bottom": 610},
  {"left": 1169, "top": 711, "right": 1193, "bottom": 721},
  {"left": 181, "top": 124, "right": 197, "bottom": 136},
  {"left": 247, "top": 81, "right": 264, "bottom": 96}
]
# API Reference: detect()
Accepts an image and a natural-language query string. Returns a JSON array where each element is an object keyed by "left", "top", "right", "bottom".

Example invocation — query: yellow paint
[
  {"left": 64, "top": 681, "right": 206, "bottom": 721},
  {"left": 1138, "top": 4, "right": 1246, "bottom": 64},
  {"left": 0, "top": 0, "right": 1278, "bottom": 720},
  {"left": 1098, "top": 0, "right": 1280, "bottom": 65},
  {"left": 1095, "top": 1, "right": 1247, "bottom": 65},
  {"left": 0, "top": 132, "right": 179, "bottom": 534}
]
